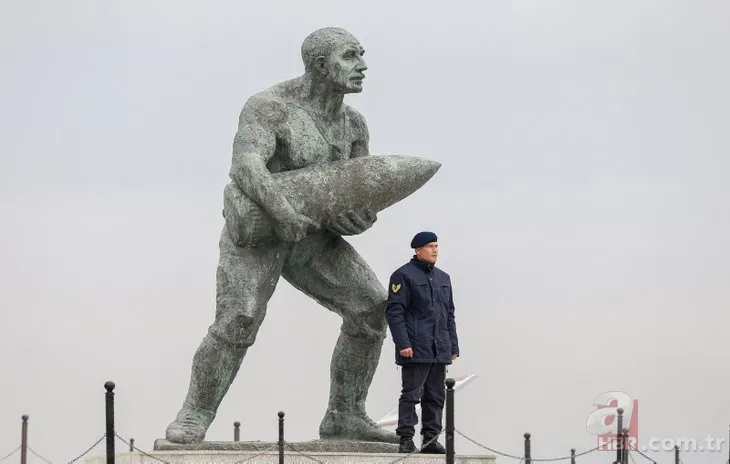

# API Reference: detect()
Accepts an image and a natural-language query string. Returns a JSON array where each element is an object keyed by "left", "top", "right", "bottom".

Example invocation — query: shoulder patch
[{"left": 391, "top": 283, "right": 401, "bottom": 293}]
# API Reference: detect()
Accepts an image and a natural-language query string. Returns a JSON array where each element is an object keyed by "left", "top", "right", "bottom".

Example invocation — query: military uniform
[{"left": 385, "top": 233, "right": 459, "bottom": 452}]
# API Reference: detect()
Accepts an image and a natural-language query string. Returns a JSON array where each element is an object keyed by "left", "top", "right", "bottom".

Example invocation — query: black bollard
[
  {"left": 524, "top": 433, "right": 532, "bottom": 464},
  {"left": 21, "top": 415, "right": 28, "bottom": 464},
  {"left": 234, "top": 422, "right": 240, "bottom": 442},
  {"left": 445, "top": 378, "right": 455, "bottom": 464},
  {"left": 615, "top": 408, "right": 624, "bottom": 464},
  {"left": 278, "top": 411, "right": 285, "bottom": 464},
  {"left": 105, "top": 381, "right": 115, "bottom": 464},
  {"left": 570, "top": 448, "right": 575, "bottom": 464}
]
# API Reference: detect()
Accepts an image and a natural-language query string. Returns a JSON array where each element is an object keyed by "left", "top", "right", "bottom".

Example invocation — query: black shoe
[
  {"left": 398, "top": 436, "right": 417, "bottom": 453},
  {"left": 421, "top": 437, "right": 446, "bottom": 454}
]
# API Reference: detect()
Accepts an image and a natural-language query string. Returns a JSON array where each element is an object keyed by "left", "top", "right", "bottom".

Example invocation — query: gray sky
[{"left": 1, "top": 1, "right": 728, "bottom": 463}]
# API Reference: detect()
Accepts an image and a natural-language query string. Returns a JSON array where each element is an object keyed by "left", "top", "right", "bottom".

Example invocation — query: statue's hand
[
  {"left": 328, "top": 208, "right": 377, "bottom": 236},
  {"left": 273, "top": 208, "right": 320, "bottom": 243}
]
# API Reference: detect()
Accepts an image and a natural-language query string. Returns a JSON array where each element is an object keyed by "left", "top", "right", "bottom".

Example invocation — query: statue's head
[{"left": 301, "top": 27, "right": 367, "bottom": 94}]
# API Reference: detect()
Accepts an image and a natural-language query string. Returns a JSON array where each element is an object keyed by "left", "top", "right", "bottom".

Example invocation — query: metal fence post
[
  {"left": 278, "top": 411, "right": 285, "bottom": 464},
  {"left": 674, "top": 445, "right": 679, "bottom": 464},
  {"left": 234, "top": 422, "right": 240, "bottom": 442},
  {"left": 570, "top": 448, "right": 575, "bottom": 464},
  {"left": 105, "top": 381, "right": 115, "bottom": 464},
  {"left": 445, "top": 378, "right": 455, "bottom": 464},
  {"left": 524, "top": 433, "right": 532, "bottom": 464},
  {"left": 614, "top": 408, "right": 624, "bottom": 464},
  {"left": 21, "top": 415, "right": 28, "bottom": 464},
  {"left": 129, "top": 439, "right": 134, "bottom": 452}
]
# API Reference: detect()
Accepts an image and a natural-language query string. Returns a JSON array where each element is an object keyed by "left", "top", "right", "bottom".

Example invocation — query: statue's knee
[
  {"left": 365, "top": 308, "right": 387, "bottom": 335},
  {"left": 210, "top": 299, "right": 264, "bottom": 347},
  {"left": 367, "top": 297, "right": 388, "bottom": 330},
  {"left": 343, "top": 300, "right": 387, "bottom": 340}
]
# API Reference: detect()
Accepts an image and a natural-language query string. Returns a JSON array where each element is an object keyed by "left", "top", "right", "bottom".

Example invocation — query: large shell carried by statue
[{"left": 223, "top": 154, "right": 441, "bottom": 247}]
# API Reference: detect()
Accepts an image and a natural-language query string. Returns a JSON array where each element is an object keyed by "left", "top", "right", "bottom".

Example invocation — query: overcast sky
[{"left": 1, "top": 1, "right": 728, "bottom": 463}]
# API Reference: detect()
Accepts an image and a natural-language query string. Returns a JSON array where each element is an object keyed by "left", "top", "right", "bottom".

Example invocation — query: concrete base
[
  {"left": 85, "top": 449, "right": 497, "bottom": 464},
  {"left": 152, "top": 438, "right": 399, "bottom": 453}
]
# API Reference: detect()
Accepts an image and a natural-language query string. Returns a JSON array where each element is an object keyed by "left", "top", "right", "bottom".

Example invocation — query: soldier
[
  {"left": 165, "top": 27, "right": 397, "bottom": 444},
  {"left": 385, "top": 232, "right": 460, "bottom": 453}
]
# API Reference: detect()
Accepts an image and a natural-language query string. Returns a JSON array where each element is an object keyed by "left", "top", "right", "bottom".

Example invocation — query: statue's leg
[
  {"left": 166, "top": 230, "right": 289, "bottom": 444},
  {"left": 282, "top": 231, "right": 398, "bottom": 443}
]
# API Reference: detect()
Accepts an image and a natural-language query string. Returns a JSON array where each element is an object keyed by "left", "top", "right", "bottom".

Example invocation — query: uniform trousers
[{"left": 396, "top": 362, "right": 447, "bottom": 440}]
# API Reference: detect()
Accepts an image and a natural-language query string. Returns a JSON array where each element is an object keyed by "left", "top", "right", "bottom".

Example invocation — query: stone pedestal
[
  {"left": 152, "top": 438, "right": 400, "bottom": 453},
  {"left": 85, "top": 445, "right": 497, "bottom": 464}
]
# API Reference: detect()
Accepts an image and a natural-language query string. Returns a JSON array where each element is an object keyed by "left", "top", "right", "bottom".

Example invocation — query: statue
[{"left": 164, "top": 27, "right": 439, "bottom": 445}]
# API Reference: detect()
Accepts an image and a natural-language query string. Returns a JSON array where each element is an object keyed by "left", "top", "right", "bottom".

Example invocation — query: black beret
[{"left": 410, "top": 231, "right": 437, "bottom": 249}]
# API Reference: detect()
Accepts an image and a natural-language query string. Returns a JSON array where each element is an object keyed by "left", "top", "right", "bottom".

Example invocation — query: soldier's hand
[
  {"left": 399, "top": 347, "right": 413, "bottom": 358},
  {"left": 274, "top": 210, "right": 319, "bottom": 243},
  {"left": 328, "top": 208, "right": 377, "bottom": 236}
]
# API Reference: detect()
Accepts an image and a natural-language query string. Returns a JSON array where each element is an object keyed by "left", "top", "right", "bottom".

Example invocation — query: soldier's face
[
  {"left": 323, "top": 40, "right": 367, "bottom": 93},
  {"left": 416, "top": 242, "right": 439, "bottom": 264}
]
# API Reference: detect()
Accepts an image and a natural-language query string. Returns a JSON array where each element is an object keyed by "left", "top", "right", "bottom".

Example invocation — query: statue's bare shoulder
[
  {"left": 237, "top": 83, "right": 294, "bottom": 131},
  {"left": 232, "top": 81, "right": 297, "bottom": 160}
]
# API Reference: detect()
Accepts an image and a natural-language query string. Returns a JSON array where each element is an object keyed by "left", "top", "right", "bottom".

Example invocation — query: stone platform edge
[
  {"left": 86, "top": 449, "right": 497, "bottom": 464},
  {"left": 153, "top": 438, "right": 400, "bottom": 453}
]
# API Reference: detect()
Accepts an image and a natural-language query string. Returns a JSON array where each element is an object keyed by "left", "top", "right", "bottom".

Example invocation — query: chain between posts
[
  {"left": 282, "top": 443, "right": 326, "bottom": 463},
  {"left": 455, "top": 429, "right": 615, "bottom": 462},
  {"left": 232, "top": 445, "right": 279, "bottom": 464},
  {"left": 0, "top": 447, "right": 21, "bottom": 463},
  {"left": 628, "top": 442, "right": 658, "bottom": 464},
  {"left": 67, "top": 434, "right": 107, "bottom": 464},
  {"left": 27, "top": 446, "right": 53, "bottom": 464},
  {"left": 113, "top": 434, "right": 169, "bottom": 464}
]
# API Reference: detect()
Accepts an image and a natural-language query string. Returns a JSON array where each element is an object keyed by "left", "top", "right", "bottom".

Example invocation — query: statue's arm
[
  {"left": 229, "top": 98, "right": 296, "bottom": 223},
  {"left": 326, "top": 107, "right": 377, "bottom": 236},
  {"left": 349, "top": 108, "right": 370, "bottom": 158}
]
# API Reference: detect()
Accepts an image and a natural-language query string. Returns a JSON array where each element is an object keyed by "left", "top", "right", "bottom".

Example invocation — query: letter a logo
[{"left": 391, "top": 283, "right": 401, "bottom": 293}]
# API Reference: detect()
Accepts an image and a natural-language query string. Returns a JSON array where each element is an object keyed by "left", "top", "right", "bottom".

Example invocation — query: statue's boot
[
  {"left": 166, "top": 334, "right": 246, "bottom": 444},
  {"left": 319, "top": 330, "right": 400, "bottom": 444}
]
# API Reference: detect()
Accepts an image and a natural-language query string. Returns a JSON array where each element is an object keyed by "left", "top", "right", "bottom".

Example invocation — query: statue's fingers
[
  {"left": 337, "top": 213, "right": 361, "bottom": 234},
  {"left": 347, "top": 210, "right": 370, "bottom": 230},
  {"left": 328, "top": 222, "right": 349, "bottom": 235},
  {"left": 365, "top": 208, "right": 377, "bottom": 224},
  {"left": 328, "top": 215, "right": 356, "bottom": 235}
]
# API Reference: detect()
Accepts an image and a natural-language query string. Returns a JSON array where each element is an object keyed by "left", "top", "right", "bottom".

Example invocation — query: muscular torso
[
  {"left": 268, "top": 105, "right": 353, "bottom": 172},
  {"left": 246, "top": 81, "right": 368, "bottom": 174},
  {"left": 226, "top": 79, "right": 373, "bottom": 247}
]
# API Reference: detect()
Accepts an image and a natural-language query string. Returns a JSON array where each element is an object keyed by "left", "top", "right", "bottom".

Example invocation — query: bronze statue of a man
[{"left": 165, "top": 27, "right": 398, "bottom": 444}]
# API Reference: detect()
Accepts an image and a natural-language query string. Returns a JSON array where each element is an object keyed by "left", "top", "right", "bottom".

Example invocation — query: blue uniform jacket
[{"left": 385, "top": 258, "right": 459, "bottom": 365}]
